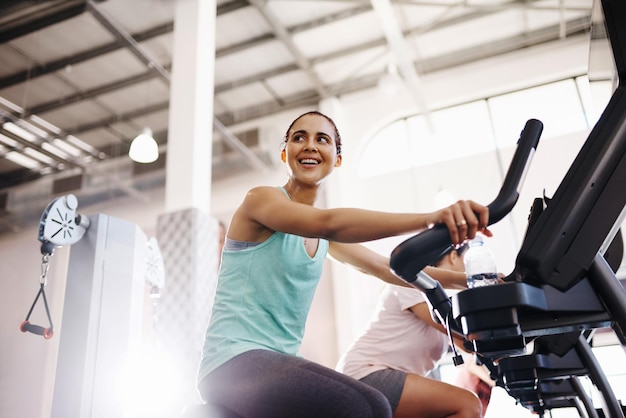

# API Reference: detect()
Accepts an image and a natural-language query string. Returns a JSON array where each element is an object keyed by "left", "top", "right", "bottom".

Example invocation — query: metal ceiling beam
[
  {"left": 247, "top": 0, "right": 330, "bottom": 98},
  {"left": 313, "top": 0, "right": 584, "bottom": 10},
  {"left": 0, "top": 0, "right": 593, "bottom": 193},
  {"left": 15, "top": 12, "right": 590, "bottom": 140},
  {"left": 216, "top": 73, "right": 378, "bottom": 125},
  {"left": 0, "top": 0, "right": 587, "bottom": 91},
  {"left": 66, "top": 100, "right": 270, "bottom": 175},
  {"left": 214, "top": 14, "right": 591, "bottom": 103},
  {"left": 21, "top": 2, "right": 583, "bottom": 118},
  {"left": 66, "top": 101, "right": 170, "bottom": 136},
  {"left": 26, "top": 69, "right": 164, "bottom": 115},
  {"left": 416, "top": 16, "right": 591, "bottom": 73},
  {"left": 371, "top": 0, "right": 432, "bottom": 125},
  {"left": 291, "top": 3, "right": 373, "bottom": 32},
  {"left": 0, "top": 22, "right": 173, "bottom": 89},
  {"left": 215, "top": 0, "right": 581, "bottom": 61},
  {"left": 86, "top": 1, "right": 171, "bottom": 83},
  {"left": 64, "top": 102, "right": 292, "bottom": 171},
  {"left": 0, "top": 0, "right": 88, "bottom": 44},
  {"left": 398, "top": 0, "right": 589, "bottom": 12},
  {"left": 0, "top": 0, "right": 246, "bottom": 89},
  {"left": 212, "top": 2, "right": 540, "bottom": 95},
  {"left": 85, "top": 0, "right": 268, "bottom": 173},
  {"left": 216, "top": 33, "right": 276, "bottom": 57},
  {"left": 213, "top": 118, "right": 269, "bottom": 173},
  {"left": 215, "top": 4, "right": 371, "bottom": 58},
  {"left": 2, "top": 2, "right": 376, "bottom": 133},
  {"left": 217, "top": 27, "right": 591, "bottom": 127},
  {"left": 0, "top": 1, "right": 370, "bottom": 90},
  {"left": 215, "top": 63, "right": 300, "bottom": 93},
  {"left": 216, "top": 0, "right": 251, "bottom": 14}
]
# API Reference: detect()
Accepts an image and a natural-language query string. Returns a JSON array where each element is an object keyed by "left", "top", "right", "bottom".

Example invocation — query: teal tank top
[{"left": 197, "top": 206, "right": 329, "bottom": 383}]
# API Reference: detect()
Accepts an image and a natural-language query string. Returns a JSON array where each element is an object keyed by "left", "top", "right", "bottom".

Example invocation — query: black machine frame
[{"left": 389, "top": 0, "right": 626, "bottom": 416}]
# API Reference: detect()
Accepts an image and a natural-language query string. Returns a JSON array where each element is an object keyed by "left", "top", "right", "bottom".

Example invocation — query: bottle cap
[{"left": 469, "top": 235, "right": 484, "bottom": 245}]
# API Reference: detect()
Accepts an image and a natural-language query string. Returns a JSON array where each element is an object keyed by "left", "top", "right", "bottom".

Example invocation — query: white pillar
[
  {"left": 156, "top": 1, "right": 220, "bottom": 414},
  {"left": 165, "top": 0, "right": 215, "bottom": 213}
]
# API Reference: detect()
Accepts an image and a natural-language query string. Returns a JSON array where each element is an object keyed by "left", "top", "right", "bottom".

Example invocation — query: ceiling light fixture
[{"left": 129, "top": 128, "right": 158, "bottom": 163}]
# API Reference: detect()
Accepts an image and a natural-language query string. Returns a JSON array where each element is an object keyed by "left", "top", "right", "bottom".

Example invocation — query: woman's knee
[
  {"left": 353, "top": 387, "right": 393, "bottom": 418},
  {"left": 324, "top": 376, "right": 391, "bottom": 418},
  {"left": 397, "top": 374, "right": 482, "bottom": 418}
]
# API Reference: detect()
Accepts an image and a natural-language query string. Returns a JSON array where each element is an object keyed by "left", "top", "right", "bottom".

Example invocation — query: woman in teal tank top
[{"left": 197, "top": 111, "right": 492, "bottom": 418}]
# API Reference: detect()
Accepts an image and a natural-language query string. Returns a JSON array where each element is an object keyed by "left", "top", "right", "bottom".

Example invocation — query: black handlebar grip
[
  {"left": 390, "top": 119, "right": 543, "bottom": 284},
  {"left": 20, "top": 321, "right": 54, "bottom": 339},
  {"left": 390, "top": 224, "right": 453, "bottom": 283},
  {"left": 487, "top": 118, "right": 543, "bottom": 225}
]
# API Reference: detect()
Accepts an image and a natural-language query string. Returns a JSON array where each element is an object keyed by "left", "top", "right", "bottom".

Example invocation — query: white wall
[{"left": 1, "top": 34, "right": 621, "bottom": 418}]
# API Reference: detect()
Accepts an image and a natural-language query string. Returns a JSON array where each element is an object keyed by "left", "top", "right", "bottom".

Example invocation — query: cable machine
[{"left": 19, "top": 193, "right": 152, "bottom": 418}]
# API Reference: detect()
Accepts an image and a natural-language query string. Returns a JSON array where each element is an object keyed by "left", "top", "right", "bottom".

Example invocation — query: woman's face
[{"left": 282, "top": 114, "right": 342, "bottom": 184}]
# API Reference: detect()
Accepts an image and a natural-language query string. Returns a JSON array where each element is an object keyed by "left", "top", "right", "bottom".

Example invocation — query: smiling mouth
[{"left": 299, "top": 158, "right": 320, "bottom": 165}]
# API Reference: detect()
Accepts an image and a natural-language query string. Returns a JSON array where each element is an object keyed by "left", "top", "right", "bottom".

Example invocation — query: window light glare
[{"left": 129, "top": 128, "right": 159, "bottom": 163}]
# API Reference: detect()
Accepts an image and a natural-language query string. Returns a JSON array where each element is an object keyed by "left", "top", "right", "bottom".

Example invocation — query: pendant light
[{"left": 129, "top": 127, "right": 158, "bottom": 163}]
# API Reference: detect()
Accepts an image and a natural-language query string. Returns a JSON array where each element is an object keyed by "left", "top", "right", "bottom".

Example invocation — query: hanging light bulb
[{"left": 129, "top": 127, "right": 159, "bottom": 163}]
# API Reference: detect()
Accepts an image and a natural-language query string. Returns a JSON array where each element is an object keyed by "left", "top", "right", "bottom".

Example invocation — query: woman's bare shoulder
[
  {"left": 230, "top": 186, "right": 284, "bottom": 241},
  {"left": 245, "top": 185, "right": 284, "bottom": 198}
]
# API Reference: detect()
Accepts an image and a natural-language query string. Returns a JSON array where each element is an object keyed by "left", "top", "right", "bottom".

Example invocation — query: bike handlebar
[{"left": 390, "top": 119, "right": 543, "bottom": 284}]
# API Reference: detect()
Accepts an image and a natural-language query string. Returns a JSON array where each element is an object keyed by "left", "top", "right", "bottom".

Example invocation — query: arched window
[
  {"left": 357, "top": 77, "right": 602, "bottom": 179},
  {"left": 357, "top": 100, "right": 495, "bottom": 178}
]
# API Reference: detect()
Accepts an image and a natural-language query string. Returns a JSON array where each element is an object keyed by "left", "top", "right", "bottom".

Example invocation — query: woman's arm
[
  {"left": 328, "top": 242, "right": 467, "bottom": 289},
  {"left": 410, "top": 302, "right": 470, "bottom": 352},
  {"left": 328, "top": 241, "right": 409, "bottom": 287},
  {"left": 234, "top": 186, "right": 489, "bottom": 245}
]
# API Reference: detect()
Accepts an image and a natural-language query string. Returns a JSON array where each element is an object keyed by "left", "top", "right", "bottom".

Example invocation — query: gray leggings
[{"left": 198, "top": 349, "right": 392, "bottom": 418}]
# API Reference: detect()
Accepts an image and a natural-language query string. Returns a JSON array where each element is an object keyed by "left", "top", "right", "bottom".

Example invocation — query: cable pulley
[{"left": 20, "top": 194, "right": 89, "bottom": 339}]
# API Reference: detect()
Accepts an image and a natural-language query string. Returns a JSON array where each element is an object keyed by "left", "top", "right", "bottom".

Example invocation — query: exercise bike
[{"left": 390, "top": 0, "right": 626, "bottom": 416}]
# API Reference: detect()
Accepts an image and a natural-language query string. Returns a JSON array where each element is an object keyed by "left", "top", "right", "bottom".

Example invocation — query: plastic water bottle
[{"left": 463, "top": 236, "right": 499, "bottom": 288}]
